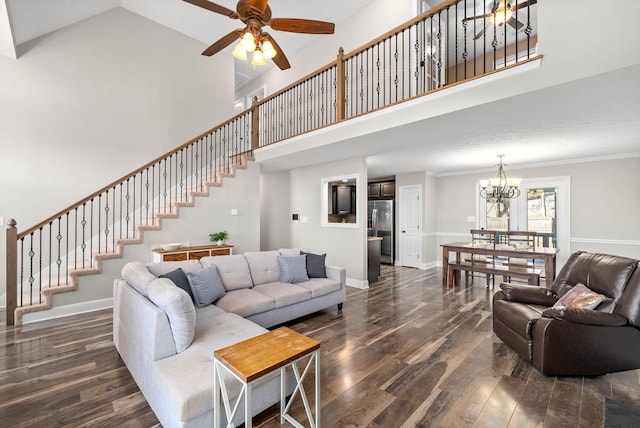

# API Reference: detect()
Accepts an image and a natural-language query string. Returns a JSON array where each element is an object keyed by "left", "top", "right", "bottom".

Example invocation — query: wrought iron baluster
[
  {"left": 81, "top": 203, "right": 87, "bottom": 269},
  {"left": 65, "top": 212, "right": 69, "bottom": 285},
  {"left": 112, "top": 186, "right": 116, "bottom": 251},
  {"left": 74, "top": 207, "right": 78, "bottom": 271},
  {"left": 56, "top": 217, "right": 62, "bottom": 286},
  {"left": 103, "top": 191, "right": 109, "bottom": 253}
]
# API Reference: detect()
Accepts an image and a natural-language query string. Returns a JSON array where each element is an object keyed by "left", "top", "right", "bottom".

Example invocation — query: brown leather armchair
[{"left": 492, "top": 251, "right": 640, "bottom": 376}]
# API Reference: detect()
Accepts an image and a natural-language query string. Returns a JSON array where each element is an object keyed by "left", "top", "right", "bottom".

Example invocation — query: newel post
[
  {"left": 251, "top": 96, "right": 259, "bottom": 151},
  {"left": 336, "top": 47, "right": 346, "bottom": 122},
  {"left": 6, "top": 219, "right": 17, "bottom": 326}
]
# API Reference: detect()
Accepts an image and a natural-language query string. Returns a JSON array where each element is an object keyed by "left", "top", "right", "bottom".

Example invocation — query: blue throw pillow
[
  {"left": 278, "top": 255, "right": 310, "bottom": 284},
  {"left": 160, "top": 268, "right": 194, "bottom": 301},
  {"left": 186, "top": 265, "right": 226, "bottom": 308}
]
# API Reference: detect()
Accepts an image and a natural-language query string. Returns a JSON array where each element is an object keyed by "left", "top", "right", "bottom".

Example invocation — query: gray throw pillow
[
  {"left": 301, "top": 251, "right": 327, "bottom": 278},
  {"left": 186, "top": 265, "right": 226, "bottom": 308},
  {"left": 278, "top": 255, "right": 310, "bottom": 284},
  {"left": 160, "top": 268, "right": 195, "bottom": 301}
]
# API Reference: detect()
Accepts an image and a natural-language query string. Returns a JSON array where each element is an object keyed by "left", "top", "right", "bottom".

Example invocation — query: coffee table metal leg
[
  {"left": 214, "top": 358, "right": 249, "bottom": 428},
  {"left": 281, "top": 350, "right": 321, "bottom": 428}
]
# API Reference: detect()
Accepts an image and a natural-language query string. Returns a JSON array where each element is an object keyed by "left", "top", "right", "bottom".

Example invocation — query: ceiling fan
[
  {"left": 183, "top": 0, "right": 335, "bottom": 70},
  {"left": 463, "top": 0, "right": 537, "bottom": 41}
]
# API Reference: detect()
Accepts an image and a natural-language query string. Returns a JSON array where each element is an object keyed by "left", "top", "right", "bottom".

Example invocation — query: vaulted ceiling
[{"left": 3, "top": 0, "right": 639, "bottom": 176}]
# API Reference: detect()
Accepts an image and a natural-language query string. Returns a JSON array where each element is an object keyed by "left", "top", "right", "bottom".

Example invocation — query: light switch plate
[
  {"left": 231, "top": 209, "right": 238, "bottom": 216},
  {"left": 0, "top": 217, "right": 4, "bottom": 226}
]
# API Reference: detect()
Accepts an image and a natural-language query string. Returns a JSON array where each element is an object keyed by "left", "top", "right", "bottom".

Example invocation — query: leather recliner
[{"left": 492, "top": 251, "right": 640, "bottom": 376}]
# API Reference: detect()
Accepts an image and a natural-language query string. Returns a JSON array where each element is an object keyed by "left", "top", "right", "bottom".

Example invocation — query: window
[{"left": 321, "top": 174, "right": 360, "bottom": 227}]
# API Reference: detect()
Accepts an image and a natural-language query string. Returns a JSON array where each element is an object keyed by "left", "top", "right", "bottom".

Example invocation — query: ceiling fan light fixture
[
  {"left": 262, "top": 40, "right": 277, "bottom": 59},
  {"left": 231, "top": 42, "right": 248, "bottom": 60},
  {"left": 240, "top": 32, "right": 256, "bottom": 52},
  {"left": 251, "top": 49, "right": 266, "bottom": 66},
  {"left": 492, "top": 1, "right": 513, "bottom": 26}
]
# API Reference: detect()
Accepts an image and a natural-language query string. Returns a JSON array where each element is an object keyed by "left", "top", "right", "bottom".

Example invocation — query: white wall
[
  {"left": 435, "top": 156, "right": 640, "bottom": 267},
  {"left": 0, "top": 8, "right": 235, "bottom": 302},
  {"left": 237, "top": 0, "right": 414, "bottom": 99},
  {"left": 288, "top": 157, "right": 368, "bottom": 286}
]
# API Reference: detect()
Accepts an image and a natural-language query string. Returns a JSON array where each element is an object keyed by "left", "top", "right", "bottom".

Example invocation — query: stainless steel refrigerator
[{"left": 368, "top": 200, "right": 394, "bottom": 264}]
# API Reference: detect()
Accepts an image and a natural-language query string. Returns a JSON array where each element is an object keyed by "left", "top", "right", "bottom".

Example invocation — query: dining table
[{"left": 441, "top": 242, "right": 560, "bottom": 286}]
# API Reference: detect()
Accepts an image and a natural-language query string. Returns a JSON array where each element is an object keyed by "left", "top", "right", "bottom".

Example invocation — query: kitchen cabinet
[
  {"left": 368, "top": 180, "right": 395, "bottom": 199},
  {"left": 332, "top": 185, "right": 356, "bottom": 214}
]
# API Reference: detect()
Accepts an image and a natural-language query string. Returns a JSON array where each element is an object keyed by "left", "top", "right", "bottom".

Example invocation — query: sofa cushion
[
  {"left": 151, "top": 312, "right": 273, "bottom": 422},
  {"left": 301, "top": 251, "right": 327, "bottom": 278},
  {"left": 201, "top": 255, "right": 253, "bottom": 291},
  {"left": 146, "top": 260, "right": 202, "bottom": 277},
  {"left": 186, "top": 265, "right": 226, "bottom": 308},
  {"left": 147, "top": 278, "right": 196, "bottom": 353},
  {"left": 245, "top": 251, "right": 281, "bottom": 286},
  {"left": 278, "top": 255, "right": 309, "bottom": 284},
  {"left": 215, "top": 289, "right": 276, "bottom": 317},
  {"left": 121, "top": 261, "right": 157, "bottom": 297},
  {"left": 553, "top": 283, "right": 608, "bottom": 310},
  {"left": 253, "top": 283, "right": 312, "bottom": 308},
  {"left": 160, "top": 268, "right": 194, "bottom": 301},
  {"left": 297, "top": 277, "right": 341, "bottom": 298}
]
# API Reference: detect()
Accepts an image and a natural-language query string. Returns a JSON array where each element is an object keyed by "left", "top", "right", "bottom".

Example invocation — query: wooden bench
[{"left": 447, "top": 260, "right": 541, "bottom": 287}]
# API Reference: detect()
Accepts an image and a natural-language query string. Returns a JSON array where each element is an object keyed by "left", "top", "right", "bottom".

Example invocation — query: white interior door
[{"left": 399, "top": 185, "right": 421, "bottom": 268}]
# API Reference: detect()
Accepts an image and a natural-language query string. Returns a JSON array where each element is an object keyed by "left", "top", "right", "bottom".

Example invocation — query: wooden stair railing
[
  {"left": 5, "top": 0, "right": 540, "bottom": 325},
  {"left": 5, "top": 108, "right": 255, "bottom": 325}
]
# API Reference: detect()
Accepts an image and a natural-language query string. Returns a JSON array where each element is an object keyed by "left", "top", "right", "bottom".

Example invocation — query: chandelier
[{"left": 479, "top": 155, "right": 521, "bottom": 207}]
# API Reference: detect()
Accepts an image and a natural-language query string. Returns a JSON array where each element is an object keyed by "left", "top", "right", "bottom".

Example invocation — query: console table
[
  {"left": 152, "top": 244, "right": 233, "bottom": 262},
  {"left": 213, "top": 326, "right": 320, "bottom": 428}
]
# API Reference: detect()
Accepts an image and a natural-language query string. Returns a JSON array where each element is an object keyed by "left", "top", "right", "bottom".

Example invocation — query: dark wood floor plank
[{"left": 2, "top": 266, "right": 640, "bottom": 427}]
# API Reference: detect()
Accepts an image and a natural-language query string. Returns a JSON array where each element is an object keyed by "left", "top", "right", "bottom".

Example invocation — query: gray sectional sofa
[{"left": 113, "top": 249, "right": 346, "bottom": 428}]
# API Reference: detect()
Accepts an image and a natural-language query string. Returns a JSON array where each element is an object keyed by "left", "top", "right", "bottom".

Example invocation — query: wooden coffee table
[{"left": 213, "top": 326, "right": 321, "bottom": 428}]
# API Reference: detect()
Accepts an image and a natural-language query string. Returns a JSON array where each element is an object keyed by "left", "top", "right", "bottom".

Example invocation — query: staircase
[{"left": 6, "top": 109, "right": 256, "bottom": 325}]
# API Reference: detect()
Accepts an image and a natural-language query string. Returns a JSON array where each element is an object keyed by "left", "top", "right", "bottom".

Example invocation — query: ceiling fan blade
[
  {"left": 463, "top": 12, "right": 494, "bottom": 22},
  {"left": 473, "top": 24, "right": 489, "bottom": 41},
  {"left": 513, "top": 0, "right": 537, "bottom": 11},
  {"left": 268, "top": 18, "right": 335, "bottom": 34},
  {"left": 507, "top": 16, "right": 524, "bottom": 31},
  {"left": 183, "top": 0, "right": 239, "bottom": 19},
  {"left": 263, "top": 33, "right": 291, "bottom": 70},
  {"left": 202, "top": 29, "right": 243, "bottom": 56}
]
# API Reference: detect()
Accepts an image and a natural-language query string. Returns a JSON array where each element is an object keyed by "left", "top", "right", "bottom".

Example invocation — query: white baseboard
[
  {"left": 21, "top": 298, "right": 113, "bottom": 324},
  {"left": 346, "top": 278, "right": 369, "bottom": 289},
  {"left": 419, "top": 261, "right": 439, "bottom": 270}
]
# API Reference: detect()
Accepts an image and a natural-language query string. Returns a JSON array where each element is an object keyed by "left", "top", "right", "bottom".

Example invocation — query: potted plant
[{"left": 209, "top": 231, "right": 228, "bottom": 245}]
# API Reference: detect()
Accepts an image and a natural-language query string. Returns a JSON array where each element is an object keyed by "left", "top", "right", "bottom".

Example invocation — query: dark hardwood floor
[{"left": 2, "top": 266, "right": 639, "bottom": 427}]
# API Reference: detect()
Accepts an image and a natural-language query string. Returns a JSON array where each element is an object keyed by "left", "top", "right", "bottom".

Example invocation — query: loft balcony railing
[{"left": 5, "top": 0, "right": 539, "bottom": 325}]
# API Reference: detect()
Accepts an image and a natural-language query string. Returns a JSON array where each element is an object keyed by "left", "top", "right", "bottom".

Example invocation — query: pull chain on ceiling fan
[{"left": 183, "top": 0, "right": 335, "bottom": 70}]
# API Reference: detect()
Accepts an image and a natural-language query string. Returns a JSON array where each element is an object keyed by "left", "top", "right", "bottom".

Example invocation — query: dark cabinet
[
  {"left": 368, "top": 180, "right": 395, "bottom": 199},
  {"left": 381, "top": 182, "right": 395, "bottom": 198},
  {"left": 332, "top": 185, "right": 356, "bottom": 214}
]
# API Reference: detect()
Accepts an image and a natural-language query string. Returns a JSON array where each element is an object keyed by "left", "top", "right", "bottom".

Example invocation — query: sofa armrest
[
  {"left": 499, "top": 282, "right": 557, "bottom": 306},
  {"left": 542, "top": 307, "right": 628, "bottom": 326},
  {"left": 326, "top": 265, "right": 346, "bottom": 288}
]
